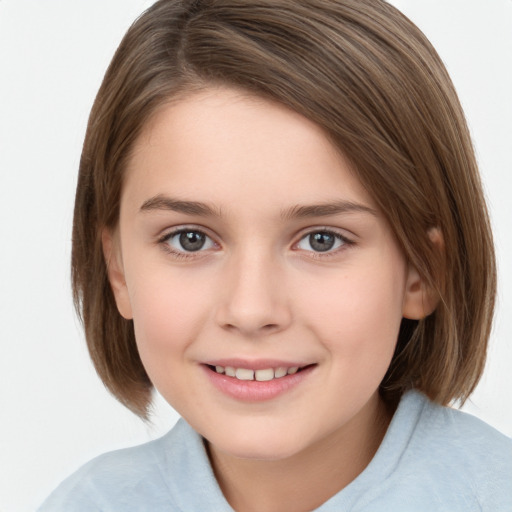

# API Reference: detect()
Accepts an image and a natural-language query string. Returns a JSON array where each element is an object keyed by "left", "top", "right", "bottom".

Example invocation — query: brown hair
[{"left": 72, "top": 0, "right": 496, "bottom": 418}]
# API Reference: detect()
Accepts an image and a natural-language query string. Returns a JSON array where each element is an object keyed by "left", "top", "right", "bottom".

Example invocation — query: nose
[{"left": 215, "top": 251, "right": 292, "bottom": 337}]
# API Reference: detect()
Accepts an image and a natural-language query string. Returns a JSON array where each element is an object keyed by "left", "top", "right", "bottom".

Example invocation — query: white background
[{"left": 0, "top": 1, "right": 511, "bottom": 511}]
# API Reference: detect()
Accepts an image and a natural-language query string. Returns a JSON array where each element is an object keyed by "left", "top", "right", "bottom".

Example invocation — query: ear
[
  {"left": 102, "top": 228, "right": 133, "bottom": 320},
  {"left": 402, "top": 228, "right": 443, "bottom": 320}
]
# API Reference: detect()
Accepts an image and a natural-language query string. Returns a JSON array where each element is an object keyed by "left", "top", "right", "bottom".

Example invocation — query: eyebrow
[
  {"left": 139, "top": 194, "right": 378, "bottom": 220},
  {"left": 281, "top": 200, "right": 378, "bottom": 220},
  {"left": 139, "top": 195, "right": 222, "bottom": 217}
]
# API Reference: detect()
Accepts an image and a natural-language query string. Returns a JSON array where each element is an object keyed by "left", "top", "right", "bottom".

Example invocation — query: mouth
[
  {"left": 205, "top": 364, "right": 314, "bottom": 382},
  {"left": 201, "top": 359, "right": 317, "bottom": 401}
]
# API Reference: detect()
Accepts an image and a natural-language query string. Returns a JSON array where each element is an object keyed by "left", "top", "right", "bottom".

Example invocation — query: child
[{"left": 39, "top": 0, "right": 512, "bottom": 510}]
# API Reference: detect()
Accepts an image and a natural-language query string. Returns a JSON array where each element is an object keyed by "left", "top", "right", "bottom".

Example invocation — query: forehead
[{"left": 122, "top": 87, "right": 376, "bottom": 216}]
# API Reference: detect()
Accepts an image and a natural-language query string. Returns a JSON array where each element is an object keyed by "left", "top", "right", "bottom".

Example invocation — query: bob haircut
[{"left": 72, "top": 0, "right": 496, "bottom": 418}]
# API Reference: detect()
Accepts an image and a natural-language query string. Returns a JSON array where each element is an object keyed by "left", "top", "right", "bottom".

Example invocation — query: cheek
[
  {"left": 301, "top": 262, "right": 405, "bottom": 376},
  {"left": 126, "top": 267, "right": 211, "bottom": 365}
]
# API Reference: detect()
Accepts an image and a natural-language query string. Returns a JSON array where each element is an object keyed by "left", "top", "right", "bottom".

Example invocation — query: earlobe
[
  {"left": 102, "top": 229, "right": 133, "bottom": 320},
  {"left": 402, "top": 265, "right": 439, "bottom": 320},
  {"left": 402, "top": 228, "right": 443, "bottom": 320}
]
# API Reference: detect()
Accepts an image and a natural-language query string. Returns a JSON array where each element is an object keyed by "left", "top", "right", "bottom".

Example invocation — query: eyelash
[
  {"left": 157, "top": 226, "right": 354, "bottom": 260},
  {"left": 157, "top": 227, "right": 217, "bottom": 260},
  {"left": 294, "top": 229, "right": 354, "bottom": 259}
]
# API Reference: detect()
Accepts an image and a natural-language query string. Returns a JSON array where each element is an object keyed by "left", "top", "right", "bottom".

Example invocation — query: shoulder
[
  {"left": 349, "top": 391, "right": 512, "bottom": 511},
  {"left": 37, "top": 419, "right": 206, "bottom": 512},
  {"left": 397, "top": 391, "right": 512, "bottom": 509},
  {"left": 411, "top": 391, "right": 512, "bottom": 466}
]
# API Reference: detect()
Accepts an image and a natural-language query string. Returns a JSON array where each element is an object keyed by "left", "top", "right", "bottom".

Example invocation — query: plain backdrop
[{"left": 1, "top": 1, "right": 511, "bottom": 511}]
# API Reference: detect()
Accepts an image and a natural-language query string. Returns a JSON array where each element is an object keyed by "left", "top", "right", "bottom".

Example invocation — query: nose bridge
[{"left": 216, "top": 244, "right": 291, "bottom": 336}]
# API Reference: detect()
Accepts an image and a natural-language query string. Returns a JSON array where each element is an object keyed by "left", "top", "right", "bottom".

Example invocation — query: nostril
[{"left": 221, "top": 322, "right": 281, "bottom": 334}]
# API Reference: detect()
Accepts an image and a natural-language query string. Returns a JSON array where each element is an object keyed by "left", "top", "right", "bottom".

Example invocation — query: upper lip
[{"left": 203, "top": 358, "right": 311, "bottom": 370}]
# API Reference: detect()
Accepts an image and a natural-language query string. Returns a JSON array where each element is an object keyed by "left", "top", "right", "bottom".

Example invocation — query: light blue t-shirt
[{"left": 38, "top": 390, "right": 512, "bottom": 511}]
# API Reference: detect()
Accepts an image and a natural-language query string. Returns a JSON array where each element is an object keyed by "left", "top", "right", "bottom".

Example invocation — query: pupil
[
  {"left": 179, "top": 231, "right": 205, "bottom": 251},
  {"left": 310, "top": 232, "right": 335, "bottom": 252}
]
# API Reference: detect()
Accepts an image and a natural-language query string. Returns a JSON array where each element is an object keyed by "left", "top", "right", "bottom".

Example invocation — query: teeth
[
  {"left": 274, "top": 367, "right": 288, "bottom": 378},
  {"left": 235, "top": 368, "right": 255, "bottom": 380},
  {"left": 212, "top": 365, "right": 303, "bottom": 381},
  {"left": 255, "top": 368, "right": 274, "bottom": 381}
]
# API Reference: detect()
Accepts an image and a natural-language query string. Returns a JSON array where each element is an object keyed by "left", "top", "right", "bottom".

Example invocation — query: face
[{"left": 107, "top": 87, "right": 425, "bottom": 461}]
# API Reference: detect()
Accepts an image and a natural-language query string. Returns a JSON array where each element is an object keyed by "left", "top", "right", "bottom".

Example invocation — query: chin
[{"left": 207, "top": 424, "right": 311, "bottom": 461}]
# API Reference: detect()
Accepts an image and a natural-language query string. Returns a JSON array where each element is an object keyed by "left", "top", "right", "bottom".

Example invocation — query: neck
[{"left": 207, "top": 393, "right": 392, "bottom": 512}]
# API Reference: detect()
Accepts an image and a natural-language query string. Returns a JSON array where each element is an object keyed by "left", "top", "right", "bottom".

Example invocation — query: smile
[
  {"left": 202, "top": 361, "right": 316, "bottom": 401},
  {"left": 209, "top": 365, "right": 300, "bottom": 381}
]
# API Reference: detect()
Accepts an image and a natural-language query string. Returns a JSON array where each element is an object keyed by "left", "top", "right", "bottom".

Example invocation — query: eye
[
  {"left": 162, "top": 229, "right": 216, "bottom": 253},
  {"left": 296, "top": 230, "right": 348, "bottom": 253}
]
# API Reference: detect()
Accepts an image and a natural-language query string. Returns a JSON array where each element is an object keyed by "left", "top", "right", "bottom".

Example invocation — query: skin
[{"left": 105, "top": 87, "right": 431, "bottom": 512}]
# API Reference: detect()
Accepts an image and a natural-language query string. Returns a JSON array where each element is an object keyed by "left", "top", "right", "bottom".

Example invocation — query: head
[{"left": 72, "top": 0, "right": 496, "bottom": 422}]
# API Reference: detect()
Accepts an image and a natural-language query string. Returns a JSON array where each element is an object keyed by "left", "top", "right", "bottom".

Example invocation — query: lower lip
[{"left": 202, "top": 365, "right": 315, "bottom": 402}]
